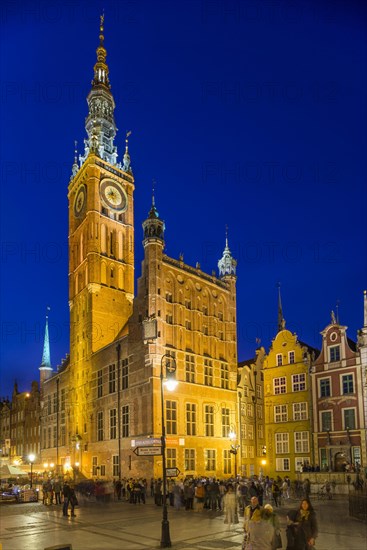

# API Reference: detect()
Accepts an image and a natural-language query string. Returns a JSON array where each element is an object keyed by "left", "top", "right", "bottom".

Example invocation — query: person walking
[
  {"left": 223, "top": 485, "right": 237, "bottom": 529},
  {"left": 286, "top": 498, "right": 318, "bottom": 550},
  {"left": 272, "top": 481, "right": 281, "bottom": 507},
  {"left": 248, "top": 507, "right": 274, "bottom": 550},
  {"left": 62, "top": 481, "right": 71, "bottom": 517},
  {"left": 53, "top": 479, "right": 62, "bottom": 505},
  {"left": 264, "top": 504, "right": 282, "bottom": 550}
]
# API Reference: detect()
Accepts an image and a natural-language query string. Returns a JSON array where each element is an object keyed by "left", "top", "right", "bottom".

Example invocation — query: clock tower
[{"left": 68, "top": 15, "right": 134, "bottom": 362}]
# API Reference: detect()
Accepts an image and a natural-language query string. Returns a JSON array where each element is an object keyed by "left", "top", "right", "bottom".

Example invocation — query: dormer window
[
  {"left": 276, "top": 354, "right": 283, "bottom": 366},
  {"left": 329, "top": 345, "right": 340, "bottom": 363}
]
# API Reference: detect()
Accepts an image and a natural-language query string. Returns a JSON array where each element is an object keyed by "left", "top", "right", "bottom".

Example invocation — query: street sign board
[
  {"left": 131, "top": 438, "right": 161, "bottom": 447},
  {"left": 133, "top": 446, "right": 162, "bottom": 456},
  {"left": 166, "top": 467, "right": 180, "bottom": 477}
]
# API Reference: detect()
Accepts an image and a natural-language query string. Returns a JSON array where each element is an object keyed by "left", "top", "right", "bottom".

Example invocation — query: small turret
[
  {"left": 142, "top": 183, "right": 165, "bottom": 245},
  {"left": 218, "top": 227, "right": 237, "bottom": 278}
]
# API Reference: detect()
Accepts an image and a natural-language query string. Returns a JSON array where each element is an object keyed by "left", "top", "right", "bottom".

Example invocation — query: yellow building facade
[{"left": 263, "top": 329, "right": 316, "bottom": 478}]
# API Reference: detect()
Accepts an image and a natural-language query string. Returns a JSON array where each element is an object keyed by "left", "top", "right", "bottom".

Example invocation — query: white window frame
[
  {"left": 340, "top": 372, "right": 355, "bottom": 395},
  {"left": 294, "top": 431, "right": 309, "bottom": 453},
  {"left": 293, "top": 402, "right": 308, "bottom": 421},
  {"left": 329, "top": 345, "right": 340, "bottom": 362},
  {"left": 273, "top": 377, "right": 286, "bottom": 395},
  {"left": 342, "top": 407, "right": 357, "bottom": 430},
  {"left": 295, "top": 457, "right": 310, "bottom": 472},
  {"left": 276, "top": 353, "right": 283, "bottom": 366},
  {"left": 319, "top": 376, "right": 332, "bottom": 398},
  {"left": 288, "top": 351, "right": 295, "bottom": 364},
  {"left": 292, "top": 373, "right": 306, "bottom": 392},
  {"left": 274, "top": 404, "right": 288, "bottom": 423},
  {"left": 276, "top": 457, "right": 290, "bottom": 471},
  {"left": 275, "top": 432, "right": 289, "bottom": 454},
  {"left": 319, "top": 409, "right": 333, "bottom": 432}
]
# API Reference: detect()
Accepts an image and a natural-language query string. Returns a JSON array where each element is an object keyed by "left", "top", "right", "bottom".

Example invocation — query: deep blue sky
[{"left": 1, "top": 0, "right": 366, "bottom": 398}]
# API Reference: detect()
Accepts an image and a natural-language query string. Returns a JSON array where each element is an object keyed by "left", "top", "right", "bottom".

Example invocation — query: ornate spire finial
[
  {"left": 100, "top": 12, "right": 105, "bottom": 44},
  {"left": 218, "top": 227, "right": 237, "bottom": 278},
  {"left": 123, "top": 130, "right": 132, "bottom": 172},
  {"left": 152, "top": 179, "right": 156, "bottom": 207},
  {"left": 142, "top": 183, "right": 165, "bottom": 243},
  {"left": 71, "top": 140, "right": 78, "bottom": 178},
  {"left": 277, "top": 282, "right": 286, "bottom": 332},
  {"left": 331, "top": 310, "right": 336, "bottom": 324}
]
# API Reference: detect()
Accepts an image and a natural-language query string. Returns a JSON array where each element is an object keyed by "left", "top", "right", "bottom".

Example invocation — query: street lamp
[
  {"left": 29, "top": 454, "right": 35, "bottom": 488},
  {"left": 229, "top": 430, "right": 240, "bottom": 523},
  {"left": 160, "top": 354, "right": 178, "bottom": 548}
]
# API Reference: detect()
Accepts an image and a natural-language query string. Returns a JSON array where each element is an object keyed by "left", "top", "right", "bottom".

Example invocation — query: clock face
[
  {"left": 74, "top": 185, "right": 86, "bottom": 217},
  {"left": 100, "top": 179, "right": 127, "bottom": 212}
]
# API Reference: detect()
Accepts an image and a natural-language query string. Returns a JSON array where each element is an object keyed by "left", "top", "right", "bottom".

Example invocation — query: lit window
[
  {"left": 205, "top": 449, "right": 216, "bottom": 471},
  {"left": 221, "top": 408, "right": 230, "bottom": 437},
  {"left": 185, "top": 354, "right": 195, "bottom": 383},
  {"left": 166, "top": 400, "right": 177, "bottom": 435},
  {"left": 205, "top": 405, "right": 214, "bottom": 436},
  {"left": 223, "top": 450, "right": 232, "bottom": 475},
  {"left": 184, "top": 449, "right": 195, "bottom": 471},
  {"left": 186, "top": 403, "right": 197, "bottom": 436}
]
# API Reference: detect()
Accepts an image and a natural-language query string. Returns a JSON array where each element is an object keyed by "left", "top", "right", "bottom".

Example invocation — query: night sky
[{"left": 1, "top": 0, "right": 366, "bottom": 398}]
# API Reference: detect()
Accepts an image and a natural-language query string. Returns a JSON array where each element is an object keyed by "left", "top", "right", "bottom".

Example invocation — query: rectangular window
[
  {"left": 247, "top": 404, "right": 253, "bottom": 417},
  {"left": 166, "top": 313, "right": 173, "bottom": 324},
  {"left": 61, "top": 425, "right": 66, "bottom": 446},
  {"left": 184, "top": 448, "right": 195, "bottom": 471},
  {"left": 274, "top": 405, "right": 288, "bottom": 422},
  {"left": 110, "top": 409, "right": 117, "bottom": 439},
  {"left": 330, "top": 345, "right": 340, "bottom": 362},
  {"left": 205, "top": 449, "right": 216, "bottom": 471},
  {"left": 321, "top": 411, "right": 332, "bottom": 432},
  {"left": 47, "top": 395, "right": 51, "bottom": 415},
  {"left": 48, "top": 427, "right": 51, "bottom": 448},
  {"left": 342, "top": 374, "right": 354, "bottom": 395},
  {"left": 293, "top": 402, "right": 308, "bottom": 421},
  {"left": 319, "top": 378, "right": 331, "bottom": 398},
  {"left": 274, "top": 377, "right": 286, "bottom": 395},
  {"left": 185, "top": 319, "right": 192, "bottom": 330},
  {"left": 247, "top": 425, "right": 254, "bottom": 440},
  {"left": 276, "top": 458, "right": 290, "bottom": 471},
  {"left": 92, "top": 456, "right": 98, "bottom": 476},
  {"left": 166, "top": 292, "right": 173, "bottom": 303},
  {"left": 53, "top": 425, "right": 57, "bottom": 447},
  {"left": 292, "top": 373, "right": 306, "bottom": 392},
  {"left": 223, "top": 449, "right": 232, "bottom": 475},
  {"left": 294, "top": 431, "right": 309, "bottom": 453},
  {"left": 109, "top": 364, "right": 116, "bottom": 393},
  {"left": 97, "top": 369, "right": 103, "bottom": 398},
  {"left": 167, "top": 448, "right": 176, "bottom": 468},
  {"left": 61, "top": 388, "right": 66, "bottom": 410},
  {"left": 203, "top": 325, "right": 208, "bottom": 335},
  {"left": 53, "top": 392, "right": 57, "bottom": 413},
  {"left": 221, "top": 407, "right": 230, "bottom": 437},
  {"left": 220, "top": 363, "right": 229, "bottom": 389},
  {"left": 258, "top": 425, "right": 264, "bottom": 439},
  {"left": 256, "top": 405, "right": 263, "bottom": 419},
  {"left": 185, "top": 300, "right": 192, "bottom": 310},
  {"left": 121, "top": 358, "right": 129, "bottom": 390},
  {"left": 166, "top": 400, "right": 177, "bottom": 435},
  {"left": 204, "top": 359, "right": 213, "bottom": 386},
  {"left": 289, "top": 351, "right": 295, "bottom": 364},
  {"left": 256, "top": 384, "right": 262, "bottom": 399},
  {"left": 343, "top": 408, "right": 356, "bottom": 430},
  {"left": 204, "top": 405, "right": 214, "bottom": 437},
  {"left": 97, "top": 411, "right": 104, "bottom": 441},
  {"left": 248, "top": 445, "right": 254, "bottom": 458},
  {"left": 122, "top": 405, "right": 129, "bottom": 437},
  {"left": 320, "top": 448, "right": 328, "bottom": 470},
  {"left": 275, "top": 433, "right": 289, "bottom": 454},
  {"left": 112, "top": 455, "right": 119, "bottom": 477},
  {"left": 186, "top": 403, "right": 197, "bottom": 436},
  {"left": 295, "top": 457, "right": 309, "bottom": 472},
  {"left": 185, "top": 354, "right": 195, "bottom": 383},
  {"left": 276, "top": 354, "right": 283, "bottom": 366},
  {"left": 100, "top": 465, "right": 106, "bottom": 476},
  {"left": 352, "top": 447, "right": 361, "bottom": 465}
]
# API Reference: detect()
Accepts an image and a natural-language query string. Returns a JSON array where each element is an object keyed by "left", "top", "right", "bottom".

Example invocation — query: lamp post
[
  {"left": 160, "top": 354, "right": 178, "bottom": 548},
  {"left": 228, "top": 430, "right": 240, "bottom": 523},
  {"left": 29, "top": 453, "right": 35, "bottom": 488}
]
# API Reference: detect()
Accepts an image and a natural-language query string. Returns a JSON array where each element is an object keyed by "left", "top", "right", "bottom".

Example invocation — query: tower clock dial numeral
[{"left": 100, "top": 179, "right": 128, "bottom": 212}]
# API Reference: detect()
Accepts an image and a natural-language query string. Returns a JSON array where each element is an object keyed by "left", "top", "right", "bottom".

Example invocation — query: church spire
[
  {"left": 39, "top": 307, "right": 53, "bottom": 384},
  {"left": 218, "top": 226, "right": 237, "bottom": 278},
  {"left": 80, "top": 14, "right": 119, "bottom": 167},
  {"left": 277, "top": 282, "right": 286, "bottom": 332}
]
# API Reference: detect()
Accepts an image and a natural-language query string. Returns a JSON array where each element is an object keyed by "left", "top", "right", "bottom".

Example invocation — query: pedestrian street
[{"left": 0, "top": 496, "right": 366, "bottom": 550}]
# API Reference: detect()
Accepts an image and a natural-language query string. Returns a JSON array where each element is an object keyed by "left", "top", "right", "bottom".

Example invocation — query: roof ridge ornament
[{"left": 218, "top": 226, "right": 237, "bottom": 278}]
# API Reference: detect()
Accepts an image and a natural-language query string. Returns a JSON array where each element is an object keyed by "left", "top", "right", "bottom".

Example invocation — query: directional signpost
[
  {"left": 133, "top": 446, "right": 162, "bottom": 456},
  {"left": 165, "top": 467, "right": 180, "bottom": 478}
]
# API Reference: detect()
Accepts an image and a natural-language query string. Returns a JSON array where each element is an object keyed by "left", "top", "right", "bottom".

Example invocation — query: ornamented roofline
[{"left": 162, "top": 255, "right": 228, "bottom": 289}]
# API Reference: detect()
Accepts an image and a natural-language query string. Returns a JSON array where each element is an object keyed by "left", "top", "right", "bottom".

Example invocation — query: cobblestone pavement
[{"left": 0, "top": 496, "right": 366, "bottom": 550}]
